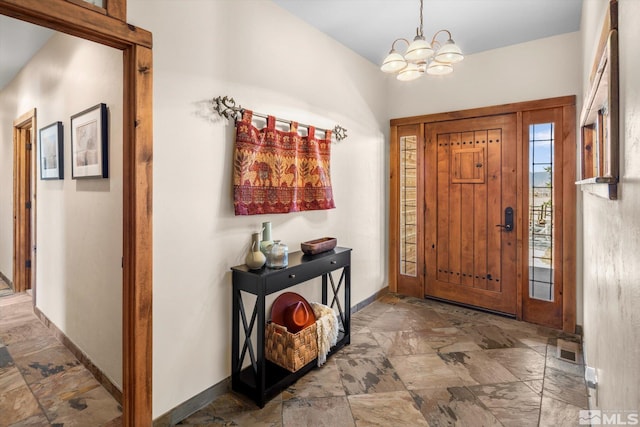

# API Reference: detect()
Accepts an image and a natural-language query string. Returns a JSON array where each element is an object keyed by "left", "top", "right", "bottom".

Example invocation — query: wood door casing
[
  {"left": 13, "top": 109, "right": 35, "bottom": 294},
  {"left": 425, "top": 114, "right": 517, "bottom": 315}
]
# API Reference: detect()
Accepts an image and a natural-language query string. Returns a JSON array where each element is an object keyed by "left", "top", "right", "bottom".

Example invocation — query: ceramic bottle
[
  {"left": 245, "top": 232, "right": 266, "bottom": 270},
  {"left": 260, "top": 221, "right": 274, "bottom": 255}
]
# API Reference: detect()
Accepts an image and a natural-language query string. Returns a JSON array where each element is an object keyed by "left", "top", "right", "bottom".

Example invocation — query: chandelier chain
[{"left": 418, "top": 0, "right": 424, "bottom": 37}]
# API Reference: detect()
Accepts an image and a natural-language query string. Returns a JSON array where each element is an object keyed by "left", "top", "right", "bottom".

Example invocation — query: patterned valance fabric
[{"left": 233, "top": 110, "right": 335, "bottom": 215}]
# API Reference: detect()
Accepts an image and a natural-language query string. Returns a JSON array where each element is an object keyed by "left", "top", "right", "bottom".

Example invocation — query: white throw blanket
[{"left": 310, "top": 302, "right": 339, "bottom": 367}]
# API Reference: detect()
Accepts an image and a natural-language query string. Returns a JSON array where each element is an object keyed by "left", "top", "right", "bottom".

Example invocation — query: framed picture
[
  {"left": 71, "top": 103, "right": 108, "bottom": 179},
  {"left": 39, "top": 121, "right": 64, "bottom": 180}
]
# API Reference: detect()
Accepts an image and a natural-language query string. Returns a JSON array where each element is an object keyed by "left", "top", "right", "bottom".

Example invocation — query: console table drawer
[
  {"left": 316, "top": 250, "right": 349, "bottom": 269},
  {"left": 266, "top": 251, "right": 349, "bottom": 293}
]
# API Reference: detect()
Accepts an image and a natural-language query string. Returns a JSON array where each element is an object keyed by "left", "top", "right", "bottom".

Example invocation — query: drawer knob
[
  {"left": 289, "top": 274, "right": 296, "bottom": 279},
  {"left": 330, "top": 260, "right": 337, "bottom": 264}
]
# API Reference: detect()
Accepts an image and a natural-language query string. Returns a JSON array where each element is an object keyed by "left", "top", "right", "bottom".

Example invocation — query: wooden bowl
[{"left": 300, "top": 237, "right": 337, "bottom": 255}]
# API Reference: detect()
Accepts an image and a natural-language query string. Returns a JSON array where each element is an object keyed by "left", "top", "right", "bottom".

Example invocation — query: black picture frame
[
  {"left": 39, "top": 121, "right": 64, "bottom": 180},
  {"left": 70, "top": 103, "right": 108, "bottom": 179}
]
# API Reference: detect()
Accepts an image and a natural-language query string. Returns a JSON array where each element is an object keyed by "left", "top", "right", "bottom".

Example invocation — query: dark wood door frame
[
  {"left": 389, "top": 95, "right": 576, "bottom": 333},
  {"left": 13, "top": 109, "right": 35, "bottom": 295},
  {"left": 0, "top": 1, "right": 153, "bottom": 425}
]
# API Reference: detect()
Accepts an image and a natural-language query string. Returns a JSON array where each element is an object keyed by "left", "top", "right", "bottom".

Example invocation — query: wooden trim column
[
  {"left": 388, "top": 126, "right": 399, "bottom": 293},
  {"left": 562, "top": 104, "right": 577, "bottom": 333},
  {"left": 515, "top": 111, "right": 524, "bottom": 321},
  {"left": 123, "top": 44, "right": 153, "bottom": 426}
]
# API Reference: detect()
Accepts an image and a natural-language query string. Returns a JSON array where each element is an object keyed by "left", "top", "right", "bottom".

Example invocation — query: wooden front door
[{"left": 425, "top": 114, "right": 517, "bottom": 315}]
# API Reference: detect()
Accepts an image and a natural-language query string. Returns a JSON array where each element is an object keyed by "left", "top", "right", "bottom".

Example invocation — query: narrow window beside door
[
  {"left": 529, "top": 123, "right": 554, "bottom": 301},
  {"left": 400, "top": 135, "right": 418, "bottom": 277}
]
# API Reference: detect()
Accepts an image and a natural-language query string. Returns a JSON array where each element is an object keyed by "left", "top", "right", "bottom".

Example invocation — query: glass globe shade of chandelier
[{"left": 380, "top": 0, "right": 464, "bottom": 81}]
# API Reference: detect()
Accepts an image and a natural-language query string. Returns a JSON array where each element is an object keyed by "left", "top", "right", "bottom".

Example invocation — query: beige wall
[
  {"left": 127, "top": 0, "right": 388, "bottom": 417},
  {"left": 0, "top": 33, "right": 123, "bottom": 386},
  {"left": 580, "top": 0, "right": 640, "bottom": 412}
]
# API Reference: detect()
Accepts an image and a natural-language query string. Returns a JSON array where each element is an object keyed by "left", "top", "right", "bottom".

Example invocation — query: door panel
[{"left": 426, "top": 114, "right": 517, "bottom": 315}]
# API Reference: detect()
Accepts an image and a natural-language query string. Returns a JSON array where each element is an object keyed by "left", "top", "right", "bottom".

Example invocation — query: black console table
[{"left": 231, "top": 247, "right": 351, "bottom": 407}]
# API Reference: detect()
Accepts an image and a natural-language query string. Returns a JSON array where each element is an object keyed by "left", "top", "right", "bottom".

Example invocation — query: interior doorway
[{"left": 12, "top": 109, "right": 35, "bottom": 295}]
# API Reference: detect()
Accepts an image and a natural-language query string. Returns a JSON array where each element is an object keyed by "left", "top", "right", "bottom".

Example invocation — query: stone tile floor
[
  {"left": 0, "top": 290, "right": 589, "bottom": 426},
  {"left": 0, "top": 278, "right": 12, "bottom": 298},
  {"left": 0, "top": 292, "right": 122, "bottom": 426},
  {"left": 179, "top": 293, "right": 589, "bottom": 426}
]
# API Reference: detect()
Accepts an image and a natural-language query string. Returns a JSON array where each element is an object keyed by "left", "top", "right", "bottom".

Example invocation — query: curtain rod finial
[
  {"left": 333, "top": 125, "right": 347, "bottom": 142},
  {"left": 212, "top": 95, "right": 243, "bottom": 121}
]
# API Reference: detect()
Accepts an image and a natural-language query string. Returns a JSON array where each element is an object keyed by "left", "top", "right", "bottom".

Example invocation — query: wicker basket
[{"left": 265, "top": 322, "right": 318, "bottom": 372}]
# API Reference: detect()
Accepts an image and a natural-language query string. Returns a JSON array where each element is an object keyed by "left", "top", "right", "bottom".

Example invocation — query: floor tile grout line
[
  {"left": 342, "top": 391, "right": 359, "bottom": 427},
  {"left": 458, "top": 384, "right": 508, "bottom": 427},
  {"left": 334, "top": 335, "right": 357, "bottom": 419},
  {"left": 381, "top": 353, "right": 431, "bottom": 426},
  {"left": 535, "top": 339, "right": 550, "bottom": 426},
  {"left": 21, "top": 366, "right": 56, "bottom": 425}
]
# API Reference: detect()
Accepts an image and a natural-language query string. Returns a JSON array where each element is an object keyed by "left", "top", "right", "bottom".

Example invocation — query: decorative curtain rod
[{"left": 212, "top": 95, "right": 348, "bottom": 142}]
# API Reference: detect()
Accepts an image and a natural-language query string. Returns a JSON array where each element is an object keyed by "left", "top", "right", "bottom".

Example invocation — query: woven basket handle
[{"left": 270, "top": 322, "right": 287, "bottom": 334}]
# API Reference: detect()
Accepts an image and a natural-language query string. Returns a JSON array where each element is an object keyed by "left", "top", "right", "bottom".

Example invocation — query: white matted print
[
  {"left": 71, "top": 103, "right": 108, "bottom": 178},
  {"left": 39, "top": 121, "right": 64, "bottom": 180}
]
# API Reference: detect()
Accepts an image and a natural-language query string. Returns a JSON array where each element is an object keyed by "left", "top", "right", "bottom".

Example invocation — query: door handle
[{"left": 496, "top": 207, "right": 514, "bottom": 231}]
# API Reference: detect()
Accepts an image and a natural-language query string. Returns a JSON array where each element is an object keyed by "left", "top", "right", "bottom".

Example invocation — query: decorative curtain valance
[{"left": 233, "top": 110, "right": 335, "bottom": 215}]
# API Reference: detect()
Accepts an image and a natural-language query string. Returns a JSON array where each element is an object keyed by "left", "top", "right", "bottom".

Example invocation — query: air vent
[{"left": 556, "top": 338, "right": 580, "bottom": 364}]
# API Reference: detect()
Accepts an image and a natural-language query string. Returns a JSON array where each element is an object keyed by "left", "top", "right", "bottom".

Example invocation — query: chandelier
[{"left": 380, "top": 0, "right": 464, "bottom": 81}]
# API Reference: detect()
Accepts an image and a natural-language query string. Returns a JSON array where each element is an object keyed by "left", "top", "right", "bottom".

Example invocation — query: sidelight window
[
  {"left": 400, "top": 135, "right": 418, "bottom": 277},
  {"left": 528, "top": 123, "right": 554, "bottom": 301}
]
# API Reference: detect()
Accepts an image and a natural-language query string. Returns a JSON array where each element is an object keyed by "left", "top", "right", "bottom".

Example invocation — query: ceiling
[
  {"left": 0, "top": 1, "right": 583, "bottom": 90},
  {"left": 273, "top": 0, "right": 583, "bottom": 66}
]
